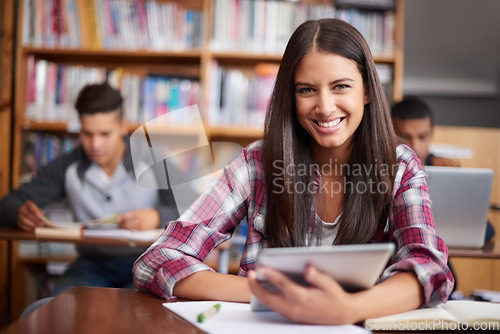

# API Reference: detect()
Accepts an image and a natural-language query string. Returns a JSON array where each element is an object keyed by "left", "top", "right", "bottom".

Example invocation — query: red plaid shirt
[{"left": 133, "top": 141, "right": 454, "bottom": 306}]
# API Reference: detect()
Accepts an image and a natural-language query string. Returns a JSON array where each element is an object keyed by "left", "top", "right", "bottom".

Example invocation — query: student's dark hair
[
  {"left": 391, "top": 97, "right": 434, "bottom": 126},
  {"left": 264, "top": 18, "right": 398, "bottom": 247},
  {"left": 74, "top": 82, "right": 123, "bottom": 118}
]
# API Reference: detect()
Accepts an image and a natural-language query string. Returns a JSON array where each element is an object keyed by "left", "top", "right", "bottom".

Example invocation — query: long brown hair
[{"left": 264, "top": 19, "right": 398, "bottom": 247}]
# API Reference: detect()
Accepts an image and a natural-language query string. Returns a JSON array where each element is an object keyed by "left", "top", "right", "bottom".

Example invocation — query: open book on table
[
  {"left": 364, "top": 300, "right": 500, "bottom": 331},
  {"left": 35, "top": 213, "right": 119, "bottom": 239}
]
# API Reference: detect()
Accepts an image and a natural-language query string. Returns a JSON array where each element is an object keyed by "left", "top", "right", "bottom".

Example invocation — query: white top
[{"left": 314, "top": 213, "right": 341, "bottom": 246}]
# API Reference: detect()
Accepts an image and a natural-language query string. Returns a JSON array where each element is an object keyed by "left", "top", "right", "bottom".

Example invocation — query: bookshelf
[
  {"left": 6, "top": 0, "right": 406, "bottom": 322},
  {"left": 13, "top": 0, "right": 406, "bottom": 188}
]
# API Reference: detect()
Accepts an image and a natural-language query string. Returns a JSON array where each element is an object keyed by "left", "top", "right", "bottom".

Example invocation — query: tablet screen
[{"left": 251, "top": 243, "right": 395, "bottom": 311}]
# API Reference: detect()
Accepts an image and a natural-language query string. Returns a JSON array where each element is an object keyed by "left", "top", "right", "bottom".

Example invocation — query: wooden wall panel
[
  {"left": 433, "top": 126, "right": 500, "bottom": 203},
  {"left": 449, "top": 258, "right": 494, "bottom": 295},
  {"left": 0, "top": 0, "right": 14, "bottom": 197}
]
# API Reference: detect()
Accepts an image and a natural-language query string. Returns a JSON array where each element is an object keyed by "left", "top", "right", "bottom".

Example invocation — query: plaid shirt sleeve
[
  {"left": 378, "top": 144, "right": 454, "bottom": 307},
  {"left": 133, "top": 146, "right": 254, "bottom": 300}
]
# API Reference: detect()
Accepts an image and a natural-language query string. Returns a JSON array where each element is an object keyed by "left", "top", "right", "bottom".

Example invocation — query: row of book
[
  {"left": 26, "top": 57, "right": 201, "bottom": 124},
  {"left": 335, "top": 0, "right": 396, "bottom": 10},
  {"left": 112, "top": 72, "right": 201, "bottom": 124},
  {"left": 26, "top": 58, "right": 393, "bottom": 128},
  {"left": 207, "top": 61, "right": 279, "bottom": 126},
  {"left": 26, "top": 56, "right": 104, "bottom": 123},
  {"left": 375, "top": 63, "right": 394, "bottom": 103},
  {"left": 211, "top": 0, "right": 336, "bottom": 54},
  {"left": 22, "top": 0, "right": 204, "bottom": 50},
  {"left": 210, "top": 0, "right": 395, "bottom": 55},
  {"left": 337, "top": 8, "right": 394, "bottom": 56},
  {"left": 207, "top": 61, "right": 394, "bottom": 127},
  {"left": 21, "top": 0, "right": 395, "bottom": 55},
  {"left": 21, "top": 132, "right": 80, "bottom": 183}
]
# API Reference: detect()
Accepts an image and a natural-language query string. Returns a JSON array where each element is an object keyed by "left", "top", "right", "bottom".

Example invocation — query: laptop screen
[{"left": 424, "top": 166, "right": 493, "bottom": 249}]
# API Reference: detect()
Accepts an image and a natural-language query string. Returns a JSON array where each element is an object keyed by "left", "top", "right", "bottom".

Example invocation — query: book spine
[
  {"left": 22, "top": 0, "right": 32, "bottom": 45},
  {"left": 335, "top": 0, "right": 396, "bottom": 10},
  {"left": 75, "top": 0, "right": 90, "bottom": 48},
  {"left": 87, "top": 0, "right": 101, "bottom": 49}
]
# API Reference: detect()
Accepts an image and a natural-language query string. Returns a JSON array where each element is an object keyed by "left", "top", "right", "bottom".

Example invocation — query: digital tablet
[{"left": 250, "top": 243, "right": 395, "bottom": 311}]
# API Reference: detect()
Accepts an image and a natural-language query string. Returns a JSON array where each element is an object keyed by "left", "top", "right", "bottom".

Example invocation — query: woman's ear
[{"left": 364, "top": 89, "right": 370, "bottom": 105}]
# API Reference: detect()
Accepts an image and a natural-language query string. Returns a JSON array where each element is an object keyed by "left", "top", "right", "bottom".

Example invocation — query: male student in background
[
  {"left": 0, "top": 82, "right": 179, "bottom": 296},
  {"left": 392, "top": 96, "right": 495, "bottom": 242},
  {"left": 391, "top": 97, "right": 460, "bottom": 167}
]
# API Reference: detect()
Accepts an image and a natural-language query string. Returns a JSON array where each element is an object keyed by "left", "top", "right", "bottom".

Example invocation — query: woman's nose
[{"left": 316, "top": 90, "right": 336, "bottom": 114}]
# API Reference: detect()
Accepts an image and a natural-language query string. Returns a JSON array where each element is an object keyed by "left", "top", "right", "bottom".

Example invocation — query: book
[
  {"left": 364, "top": 300, "right": 500, "bottom": 331},
  {"left": 41, "top": 213, "right": 119, "bottom": 229},
  {"left": 83, "top": 228, "right": 162, "bottom": 241},
  {"left": 335, "top": 0, "right": 396, "bottom": 10},
  {"left": 35, "top": 213, "right": 120, "bottom": 239},
  {"left": 35, "top": 226, "right": 82, "bottom": 239}
]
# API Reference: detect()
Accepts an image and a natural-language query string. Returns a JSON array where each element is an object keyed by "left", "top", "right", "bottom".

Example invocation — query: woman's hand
[
  {"left": 248, "top": 264, "right": 357, "bottom": 325},
  {"left": 248, "top": 265, "right": 423, "bottom": 325}
]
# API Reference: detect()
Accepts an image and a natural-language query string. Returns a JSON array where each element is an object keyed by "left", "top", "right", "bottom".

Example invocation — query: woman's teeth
[{"left": 317, "top": 118, "right": 342, "bottom": 128}]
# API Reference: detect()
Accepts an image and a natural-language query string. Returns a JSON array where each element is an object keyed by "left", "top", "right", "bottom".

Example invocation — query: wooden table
[
  {"left": 448, "top": 241, "right": 500, "bottom": 295},
  {"left": 0, "top": 227, "right": 156, "bottom": 328},
  {"left": 0, "top": 227, "right": 155, "bottom": 247},
  {"left": 1, "top": 287, "right": 465, "bottom": 334},
  {"left": 0, "top": 227, "right": 229, "bottom": 328},
  {"left": 1, "top": 227, "right": 499, "bottom": 331},
  {"left": 448, "top": 240, "right": 500, "bottom": 259},
  {"left": 1, "top": 287, "right": 204, "bottom": 334}
]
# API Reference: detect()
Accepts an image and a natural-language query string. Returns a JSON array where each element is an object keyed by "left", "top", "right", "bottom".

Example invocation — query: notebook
[{"left": 424, "top": 166, "right": 493, "bottom": 249}]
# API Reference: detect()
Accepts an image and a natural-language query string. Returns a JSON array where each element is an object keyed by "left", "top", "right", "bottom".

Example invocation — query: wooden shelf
[
  {"left": 209, "top": 52, "right": 283, "bottom": 66},
  {"left": 138, "top": 123, "right": 206, "bottom": 137},
  {"left": 22, "top": 120, "right": 264, "bottom": 139},
  {"left": 22, "top": 120, "right": 73, "bottom": 132},
  {"left": 373, "top": 54, "right": 396, "bottom": 64},
  {"left": 207, "top": 125, "right": 264, "bottom": 139},
  {"left": 22, "top": 120, "right": 194, "bottom": 135},
  {"left": 210, "top": 52, "right": 394, "bottom": 65},
  {"left": 23, "top": 47, "right": 203, "bottom": 65},
  {"left": 23, "top": 49, "right": 394, "bottom": 65}
]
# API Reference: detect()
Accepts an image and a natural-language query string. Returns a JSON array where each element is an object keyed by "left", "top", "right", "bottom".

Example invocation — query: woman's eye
[
  {"left": 297, "top": 87, "right": 314, "bottom": 94},
  {"left": 334, "top": 84, "right": 350, "bottom": 90}
]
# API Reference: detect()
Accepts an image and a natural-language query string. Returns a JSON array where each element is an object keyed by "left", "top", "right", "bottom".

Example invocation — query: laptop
[{"left": 424, "top": 166, "right": 493, "bottom": 249}]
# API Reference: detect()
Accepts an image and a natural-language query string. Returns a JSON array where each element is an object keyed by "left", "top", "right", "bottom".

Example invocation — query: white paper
[
  {"left": 429, "top": 143, "right": 473, "bottom": 159},
  {"left": 83, "top": 229, "right": 161, "bottom": 241},
  {"left": 471, "top": 289, "right": 500, "bottom": 303},
  {"left": 163, "top": 301, "right": 369, "bottom": 334}
]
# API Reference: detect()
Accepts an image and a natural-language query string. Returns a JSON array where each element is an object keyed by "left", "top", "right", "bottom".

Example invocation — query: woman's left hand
[{"left": 247, "top": 264, "right": 358, "bottom": 325}]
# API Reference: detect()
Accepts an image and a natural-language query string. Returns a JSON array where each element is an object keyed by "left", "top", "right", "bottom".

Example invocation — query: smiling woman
[
  {"left": 294, "top": 52, "right": 367, "bottom": 160},
  {"left": 264, "top": 18, "right": 395, "bottom": 247},
  {"left": 133, "top": 18, "right": 454, "bottom": 326}
]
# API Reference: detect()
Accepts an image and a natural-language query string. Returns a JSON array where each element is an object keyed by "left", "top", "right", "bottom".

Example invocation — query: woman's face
[{"left": 295, "top": 51, "right": 368, "bottom": 155}]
